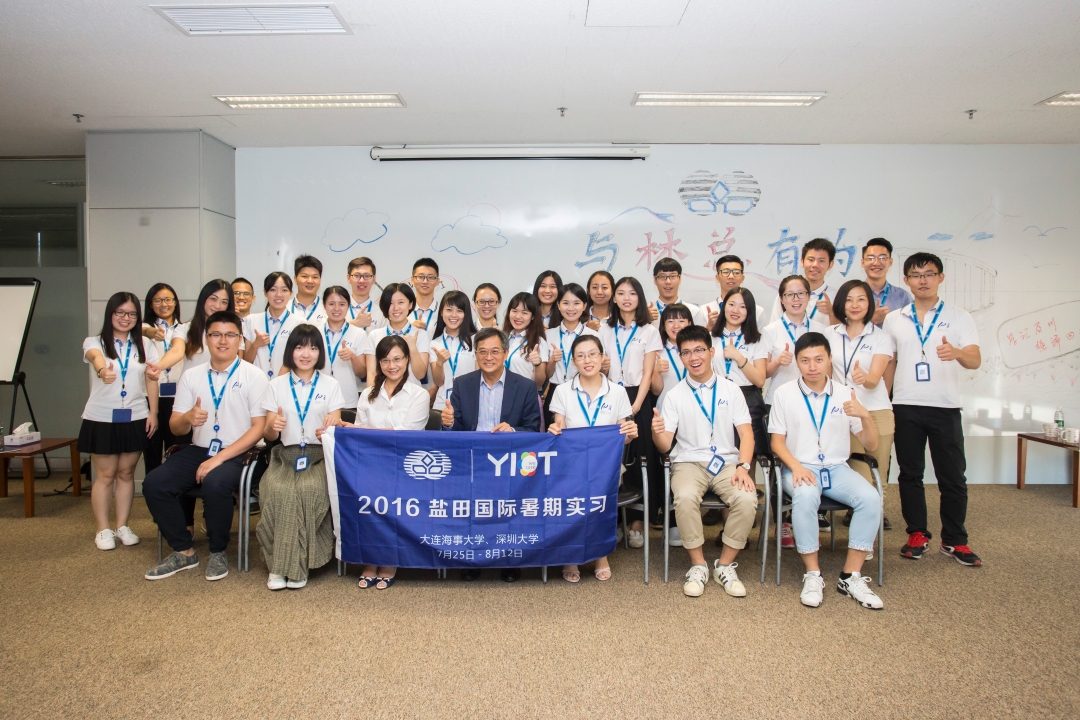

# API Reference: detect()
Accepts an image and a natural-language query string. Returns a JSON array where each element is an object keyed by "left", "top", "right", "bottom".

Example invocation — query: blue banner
[{"left": 324, "top": 425, "right": 624, "bottom": 568}]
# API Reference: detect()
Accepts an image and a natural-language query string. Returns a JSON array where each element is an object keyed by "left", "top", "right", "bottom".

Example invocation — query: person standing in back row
[
  {"left": 883, "top": 252, "right": 982, "bottom": 567},
  {"left": 769, "top": 238, "right": 838, "bottom": 325},
  {"left": 292, "top": 255, "right": 327, "bottom": 325},
  {"left": 860, "top": 238, "right": 912, "bottom": 326}
]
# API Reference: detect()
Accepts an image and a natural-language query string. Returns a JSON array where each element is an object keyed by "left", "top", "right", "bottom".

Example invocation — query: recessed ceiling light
[
  {"left": 633, "top": 92, "right": 825, "bottom": 107},
  {"left": 1037, "top": 92, "right": 1080, "bottom": 107},
  {"left": 214, "top": 94, "right": 405, "bottom": 109},
  {"left": 152, "top": 4, "right": 350, "bottom": 36},
  {"left": 43, "top": 180, "right": 86, "bottom": 187}
]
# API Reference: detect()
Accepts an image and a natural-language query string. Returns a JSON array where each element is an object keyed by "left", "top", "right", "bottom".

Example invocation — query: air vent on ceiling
[
  {"left": 152, "top": 4, "right": 351, "bottom": 36},
  {"left": 43, "top": 180, "right": 86, "bottom": 187}
]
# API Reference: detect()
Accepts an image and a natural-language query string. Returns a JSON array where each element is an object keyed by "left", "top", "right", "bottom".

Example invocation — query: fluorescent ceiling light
[
  {"left": 370, "top": 146, "right": 650, "bottom": 161},
  {"left": 153, "top": 4, "right": 350, "bottom": 36},
  {"left": 215, "top": 93, "right": 404, "bottom": 109},
  {"left": 1037, "top": 92, "right": 1080, "bottom": 107},
  {"left": 633, "top": 92, "right": 825, "bottom": 107}
]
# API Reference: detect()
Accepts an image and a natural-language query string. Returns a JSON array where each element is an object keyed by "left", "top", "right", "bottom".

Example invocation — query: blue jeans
[{"left": 782, "top": 464, "right": 881, "bottom": 554}]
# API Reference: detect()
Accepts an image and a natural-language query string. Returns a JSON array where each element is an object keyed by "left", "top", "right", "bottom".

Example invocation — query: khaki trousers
[{"left": 671, "top": 462, "right": 757, "bottom": 551}]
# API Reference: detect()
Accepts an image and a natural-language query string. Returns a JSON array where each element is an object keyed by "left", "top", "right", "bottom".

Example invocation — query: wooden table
[
  {"left": 0, "top": 438, "right": 80, "bottom": 517},
  {"left": 1016, "top": 432, "right": 1079, "bottom": 508}
]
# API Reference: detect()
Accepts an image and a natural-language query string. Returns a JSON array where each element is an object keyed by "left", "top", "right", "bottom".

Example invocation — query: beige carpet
[{"left": 1, "top": 476, "right": 1078, "bottom": 719}]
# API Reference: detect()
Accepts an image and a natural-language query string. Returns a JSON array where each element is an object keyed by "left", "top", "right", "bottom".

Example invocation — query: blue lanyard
[
  {"left": 289, "top": 371, "right": 319, "bottom": 446},
  {"left": 782, "top": 315, "right": 809, "bottom": 346},
  {"left": 441, "top": 334, "right": 463, "bottom": 375},
  {"left": 505, "top": 333, "right": 526, "bottom": 369},
  {"left": 721, "top": 331, "right": 743, "bottom": 376},
  {"left": 388, "top": 323, "right": 412, "bottom": 337},
  {"left": 207, "top": 359, "right": 241, "bottom": 435},
  {"left": 615, "top": 323, "right": 638, "bottom": 366},
  {"left": 655, "top": 300, "right": 666, "bottom": 315},
  {"left": 293, "top": 299, "right": 318, "bottom": 321},
  {"left": 688, "top": 379, "right": 717, "bottom": 426},
  {"left": 559, "top": 325, "right": 581, "bottom": 373},
  {"left": 323, "top": 325, "right": 345, "bottom": 365},
  {"left": 575, "top": 389, "right": 605, "bottom": 427},
  {"left": 807, "top": 286, "right": 826, "bottom": 320},
  {"left": 878, "top": 283, "right": 891, "bottom": 308},
  {"left": 800, "top": 384, "right": 831, "bottom": 461},
  {"left": 264, "top": 311, "right": 292, "bottom": 374},
  {"left": 841, "top": 330, "right": 867, "bottom": 378},
  {"left": 114, "top": 338, "right": 132, "bottom": 404},
  {"left": 909, "top": 302, "right": 943, "bottom": 357},
  {"left": 348, "top": 299, "right": 373, "bottom": 320},
  {"left": 412, "top": 307, "right": 435, "bottom": 326},
  {"left": 664, "top": 344, "right": 686, "bottom": 381}
]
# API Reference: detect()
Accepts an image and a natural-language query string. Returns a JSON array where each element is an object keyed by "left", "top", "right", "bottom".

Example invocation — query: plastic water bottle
[{"left": 1055, "top": 407, "right": 1065, "bottom": 429}]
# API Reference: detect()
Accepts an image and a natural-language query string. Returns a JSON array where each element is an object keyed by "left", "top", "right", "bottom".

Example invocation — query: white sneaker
[
  {"left": 837, "top": 573, "right": 883, "bottom": 610},
  {"left": 627, "top": 529, "right": 645, "bottom": 549},
  {"left": 683, "top": 564, "right": 709, "bottom": 597},
  {"left": 800, "top": 571, "right": 825, "bottom": 607},
  {"left": 95, "top": 529, "right": 116, "bottom": 551},
  {"left": 286, "top": 577, "right": 308, "bottom": 589},
  {"left": 616, "top": 525, "right": 625, "bottom": 544},
  {"left": 669, "top": 526, "right": 683, "bottom": 547},
  {"left": 115, "top": 526, "right": 140, "bottom": 546},
  {"left": 267, "top": 573, "right": 287, "bottom": 590},
  {"left": 712, "top": 561, "right": 747, "bottom": 597}
]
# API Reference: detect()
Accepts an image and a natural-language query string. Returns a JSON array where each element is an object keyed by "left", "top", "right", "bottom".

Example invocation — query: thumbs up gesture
[
  {"left": 433, "top": 346, "right": 452, "bottom": 366},
  {"left": 656, "top": 357, "right": 670, "bottom": 375},
  {"left": 271, "top": 406, "right": 288, "bottom": 433},
  {"left": 842, "top": 388, "right": 869, "bottom": 419},
  {"left": 190, "top": 397, "right": 209, "bottom": 427},
  {"left": 647, "top": 304, "right": 660, "bottom": 322},
  {"left": 778, "top": 343, "right": 793, "bottom": 366},
  {"left": 145, "top": 362, "right": 161, "bottom": 382},
  {"left": 651, "top": 407, "right": 666, "bottom": 435},
  {"left": 440, "top": 401, "right": 455, "bottom": 428},
  {"left": 547, "top": 417, "right": 564, "bottom": 436},
  {"left": 936, "top": 335, "right": 960, "bottom": 361},
  {"left": 100, "top": 360, "right": 117, "bottom": 384},
  {"left": 550, "top": 346, "right": 563, "bottom": 365},
  {"left": 349, "top": 308, "right": 373, "bottom": 329},
  {"left": 527, "top": 347, "right": 542, "bottom": 367},
  {"left": 706, "top": 307, "right": 720, "bottom": 330},
  {"left": 338, "top": 343, "right": 355, "bottom": 362},
  {"left": 849, "top": 359, "right": 866, "bottom": 386},
  {"left": 251, "top": 329, "right": 270, "bottom": 350},
  {"left": 152, "top": 324, "right": 167, "bottom": 342}
]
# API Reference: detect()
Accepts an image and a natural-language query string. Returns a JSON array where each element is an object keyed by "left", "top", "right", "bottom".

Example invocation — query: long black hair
[
  {"left": 369, "top": 335, "right": 411, "bottom": 402},
  {"left": 552, "top": 282, "right": 589, "bottom": 329},
  {"left": 714, "top": 287, "right": 761, "bottom": 344},
  {"left": 659, "top": 303, "right": 695, "bottom": 345},
  {"left": 144, "top": 283, "right": 180, "bottom": 325},
  {"left": 432, "top": 290, "right": 477, "bottom": 351},
  {"left": 281, "top": 324, "right": 326, "bottom": 371},
  {"left": 586, "top": 270, "right": 615, "bottom": 317},
  {"left": 502, "top": 292, "right": 546, "bottom": 357},
  {"left": 263, "top": 271, "right": 294, "bottom": 313},
  {"left": 186, "top": 279, "right": 234, "bottom": 359},
  {"left": 532, "top": 270, "right": 564, "bottom": 328},
  {"left": 100, "top": 291, "right": 147, "bottom": 363},
  {"left": 608, "top": 276, "right": 652, "bottom": 328}
]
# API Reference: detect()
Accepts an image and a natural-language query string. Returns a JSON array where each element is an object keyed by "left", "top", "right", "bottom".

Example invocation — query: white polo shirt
[
  {"left": 292, "top": 297, "right": 327, "bottom": 326},
  {"left": 430, "top": 332, "right": 476, "bottom": 411},
  {"left": 361, "top": 325, "right": 432, "bottom": 386},
  {"left": 318, "top": 321, "right": 367, "bottom": 410},
  {"left": 826, "top": 323, "right": 895, "bottom": 412},
  {"left": 599, "top": 321, "right": 663, "bottom": 388},
  {"left": 259, "top": 371, "right": 346, "bottom": 446},
  {"left": 411, "top": 301, "right": 438, "bottom": 330},
  {"left": 660, "top": 374, "right": 752, "bottom": 464},
  {"left": 550, "top": 375, "right": 633, "bottom": 429},
  {"left": 173, "top": 359, "right": 269, "bottom": 449},
  {"left": 348, "top": 297, "right": 386, "bottom": 329},
  {"left": 711, "top": 329, "right": 768, "bottom": 388},
  {"left": 883, "top": 301, "right": 978, "bottom": 408},
  {"left": 761, "top": 314, "right": 828, "bottom": 404},
  {"left": 81, "top": 336, "right": 154, "bottom": 423},
  {"left": 769, "top": 282, "right": 836, "bottom": 324},
  {"left": 655, "top": 340, "right": 688, "bottom": 411},
  {"left": 768, "top": 377, "right": 863, "bottom": 466},
  {"left": 546, "top": 323, "right": 599, "bottom": 385},
  {"left": 505, "top": 332, "right": 551, "bottom": 382},
  {"left": 650, "top": 298, "right": 709, "bottom": 330},
  {"left": 356, "top": 381, "right": 430, "bottom": 430},
  {"left": 143, "top": 320, "right": 184, "bottom": 385},
  {"left": 700, "top": 298, "right": 766, "bottom": 329},
  {"left": 243, "top": 310, "right": 302, "bottom": 380},
  {"left": 172, "top": 323, "right": 212, "bottom": 372}
]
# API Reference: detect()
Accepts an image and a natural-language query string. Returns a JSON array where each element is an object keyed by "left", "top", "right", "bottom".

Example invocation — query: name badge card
[
  {"left": 159, "top": 382, "right": 177, "bottom": 398},
  {"left": 915, "top": 362, "right": 931, "bottom": 382},
  {"left": 295, "top": 455, "right": 309, "bottom": 472},
  {"left": 706, "top": 454, "right": 726, "bottom": 477},
  {"left": 112, "top": 408, "right": 132, "bottom": 423},
  {"left": 207, "top": 438, "right": 222, "bottom": 457},
  {"left": 819, "top": 467, "right": 832, "bottom": 489}
]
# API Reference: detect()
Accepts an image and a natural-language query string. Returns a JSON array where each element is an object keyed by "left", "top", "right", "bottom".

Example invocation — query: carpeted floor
[{"left": 1, "top": 476, "right": 1078, "bottom": 719}]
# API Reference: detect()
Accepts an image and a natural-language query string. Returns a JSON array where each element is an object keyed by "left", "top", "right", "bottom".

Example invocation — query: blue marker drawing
[
  {"left": 927, "top": 233, "right": 953, "bottom": 241},
  {"left": 766, "top": 228, "right": 799, "bottom": 277},
  {"left": 600, "top": 206, "right": 675, "bottom": 225},
  {"left": 575, "top": 232, "right": 619, "bottom": 272},
  {"left": 1024, "top": 225, "right": 1066, "bottom": 237},
  {"left": 431, "top": 211, "right": 508, "bottom": 255},
  {"left": 831, "top": 228, "right": 857, "bottom": 277},
  {"left": 969, "top": 232, "right": 994, "bottom": 241},
  {"left": 321, "top": 208, "right": 390, "bottom": 252}
]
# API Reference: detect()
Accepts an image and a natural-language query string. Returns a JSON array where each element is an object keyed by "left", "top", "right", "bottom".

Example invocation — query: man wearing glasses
[
  {"left": 647, "top": 258, "right": 708, "bottom": 328},
  {"left": 231, "top": 278, "right": 255, "bottom": 320},
  {"left": 883, "top": 252, "right": 982, "bottom": 568},
  {"left": 345, "top": 257, "right": 385, "bottom": 329},
  {"left": 860, "top": 238, "right": 912, "bottom": 326},
  {"left": 701, "top": 255, "right": 764, "bottom": 329},
  {"left": 409, "top": 258, "right": 441, "bottom": 331}
]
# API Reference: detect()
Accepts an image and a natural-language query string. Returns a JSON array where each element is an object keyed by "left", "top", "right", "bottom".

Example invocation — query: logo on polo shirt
[{"left": 403, "top": 450, "right": 452, "bottom": 480}]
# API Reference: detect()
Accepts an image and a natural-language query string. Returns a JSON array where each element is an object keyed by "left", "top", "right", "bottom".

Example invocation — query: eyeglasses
[
  {"left": 863, "top": 254, "right": 891, "bottom": 263},
  {"left": 782, "top": 291, "right": 809, "bottom": 300},
  {"left": 232, "top": 291, "right": 253, "bottom": 299},
  {"left": 475, "top": 299, "right": 499, "bottom": 307},
  {"left": 152, "top": 298, "right": 176, "bottom": 306},
  {"left": 113, "top": 310, "right": 138, "bottom": 319},
  {"left": 906, "top": 272, "right": 940, "bottom": 281},
  {"left": 655, "top": 272, "right": 680, "bottom": 281},
  {"left": 678, "top": 347, "right": 709, "bottom": 359},
  {"left": 475, "top": 349, "right": 505, "bottom": 359},
  {"left": 718, "top": 269, "right": 743, "bottom": 277},
  {"left": 206, "top": 331, "right": 240, "bottom": 340},
  {"left": 413, "top": 274, "right": 438, "bottom": 283},
  {"left": 378, "top": 356, "right": 405, "bottom": 366},
  {"left": 349, "top": 273, "right": 374, "bottom": 282},
  {"left": 574, "top": 351, "right": 602, "bottom": 361}
]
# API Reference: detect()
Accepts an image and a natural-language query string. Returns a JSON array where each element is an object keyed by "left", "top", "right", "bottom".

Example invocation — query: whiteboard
[
  {"left": 0, "top": 279, "right": 40, "bottom": 383},
  {"left": 236, "top": 144, "right": 1080, "bottom": 443}
]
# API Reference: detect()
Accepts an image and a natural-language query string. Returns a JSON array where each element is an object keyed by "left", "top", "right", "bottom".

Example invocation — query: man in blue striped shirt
[{"left": 862, "top": 238, "right": 913, "bottom": 326}]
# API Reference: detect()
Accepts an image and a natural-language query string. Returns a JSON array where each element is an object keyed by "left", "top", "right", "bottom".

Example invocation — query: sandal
[
  {"left": 375, "top": 575, "right": 396, "bottom": 590},
  {"left": 594, "top": 566, "right": 612, "bottom": 582},
  {"left": 358, "top": 575, "right": 377, "bottom": 589},
  {"left": 562, "top": 567, "right": 581, "bottom": 584}
]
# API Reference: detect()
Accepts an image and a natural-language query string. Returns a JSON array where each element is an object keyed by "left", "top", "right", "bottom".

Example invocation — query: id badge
[
  {"left": 819, "top": 468, "right": 832, "bottom": 489},
  {"left": 112, "top": 408, "right": 132, "bottom": 423},
  {"left": 915, "top": 362, "right": 931, "bottom": 382},
  {"left": 159, "top": 382, "right": 177, "bottom": 398},
  {"left": 706, "top": 454, "right": 726, "bottom": 476},
  {"left": 207, "top": 439, "right": 222, "bottom": 457},
  {"left": 445, "top": 388, "right": 452, "bottom": 401},
  {"left": 295, "top": 455, "right": 309, "bottom": 472}
]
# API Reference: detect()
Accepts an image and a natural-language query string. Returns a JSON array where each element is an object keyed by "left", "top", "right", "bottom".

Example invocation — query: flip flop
[{"left": 358, "top": 575, "right": 377, "bottom": 589}]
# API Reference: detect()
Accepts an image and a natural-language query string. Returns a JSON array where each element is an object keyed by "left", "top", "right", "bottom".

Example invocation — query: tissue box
[{"left": 4, "top": 431, "right": 41, "bottom": 447}]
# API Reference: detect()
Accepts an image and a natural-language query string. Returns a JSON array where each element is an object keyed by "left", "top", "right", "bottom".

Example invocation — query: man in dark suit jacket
[{"left": 440, "top": 327, "right": 541, "bottom": 581}]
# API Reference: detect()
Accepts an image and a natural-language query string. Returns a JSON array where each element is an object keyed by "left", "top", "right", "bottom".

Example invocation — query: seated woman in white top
[
  {"left": 141, "top": 282, "right": 184, "bottom": 474},
  {"left": 430, "top": 290, "right": 478, "bottom": 414},
  {"left": 649, "top": 303, "right": 694, "bottom": 412},
  {"left": 549, "top": 335, "right": 636, "bottom": 583},
  {"left": 501, "top": 292, "right": 552, "bottom": 389},
  {"left": 353, "top": 335, "right": 430, "bottom": 590},
  {"left": 762, "top": 275, "right": 829, "bottom": 409},
  {"left": 473, "top": 283, "right": 502, "bottom": 330},
  {"left": 153, "top": 279, "right": 235, "bottom": 374},
  {"left": 319, "top": 285, "right": 367, "bottom": 423},
  {"left": 80, "top": 291, "right": 159, "bottom": 551},
  {"left": 544, "top": 282, "right": 600, "bottom": 424},
  {"left": 361, "top": 282, "right": 431, "bottom": 388},
  {"left": 258, "top": 324, "right": 347, "bottom": 590},
  {"left": 243, "top": 271, "right": 302, "bottom": 380}
]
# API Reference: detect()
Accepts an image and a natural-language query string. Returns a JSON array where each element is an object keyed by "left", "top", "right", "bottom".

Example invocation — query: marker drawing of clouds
[
  {"left": 431, "top": 204, "right": 508, "bottom": 255},
  {"left": 321, "top": 208, "right": 390, "bottom": 252}
]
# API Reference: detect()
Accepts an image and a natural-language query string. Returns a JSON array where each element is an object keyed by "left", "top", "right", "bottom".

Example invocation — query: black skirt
[
  {"left": 737, "top": 385, "right": 769, "bottom": 458},
  {"left": 78, "top": 418, "right": 147, "bottom": 455}
]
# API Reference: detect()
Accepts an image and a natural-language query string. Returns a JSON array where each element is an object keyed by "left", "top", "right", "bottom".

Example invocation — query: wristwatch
[{"left": 737, "top": 462, "right": 752, "bottom": 471}]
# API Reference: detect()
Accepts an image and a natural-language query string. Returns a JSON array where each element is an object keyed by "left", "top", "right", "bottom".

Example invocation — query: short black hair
[
  {"left": 794, "top": 331, "right": 831, "bottom": 358},
  {"left": 801, "top": 238, "right": 836, "bottom": 262},
  {"left": 659, "top": 303, "right": 695, "bottom": 343},
  {"left": 412, "top": 257, "right": 439, "bottom": 275},
  {"left": 281, "top": 324, "right": 326, "bottom": 371},
  {"left": 832, "top": 280, "right": 876, "bottom": 326},
  {"left": 263, "top": 271, "right": 293, "bottom": 293},
  {"left": 474, "top": 282, "right": 502, "bottom": 303},
  {"left": 205, "top": 310, "right": 243, "bottom": 334},
  {"left": 715, "top": 255, "right": 744, "bottom": 272},
  {"left": 903, "top": 252, "right": 943, "bottom": 276},
  {"left": 347, "top": 257, "right": 376, "bottom": 274},
  {"left": 569, "top": 334, "right": 603, "bottom": 357},
  {"left": 380, "top": 282, "right": 416, "bottom": 318},
  {"left": 675, "top": 325, "right": 712, "bottom": 350},
  {"left": 652, "top": 257, "right": 682, "bottom": 276},
  {"left": 231, "top": 277, "right": 253, "bottom": 290},
  {"left": 862, "top": 238, "right": 893, "bottom": 256},
  {"left": 294, "top": 255, "right": 323, "bottom": 276},
  {"left": 474, "top": 327, "right": 508, "bottom": 351}
]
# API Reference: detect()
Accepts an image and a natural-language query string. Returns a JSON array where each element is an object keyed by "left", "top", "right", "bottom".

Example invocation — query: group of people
[{"left": 78, "top": 236, "right": 982, "bottom": 609}]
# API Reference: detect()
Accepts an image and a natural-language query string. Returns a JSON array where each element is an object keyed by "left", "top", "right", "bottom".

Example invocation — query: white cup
[{"left": 1062, "top": 428, "right": 1080, "bottom": 444}]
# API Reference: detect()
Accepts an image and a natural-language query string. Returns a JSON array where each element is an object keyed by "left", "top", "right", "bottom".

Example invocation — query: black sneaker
[
  {"left": 818, "top": 512, "right": 831, "bottom": 532},
  {"left": 843, "top": 510, "right": 892, "bottom": 530},
  {"left": 701, "top": 509, "right": 724, "bottom": 526},
  {"left": 883, "top": 515, "right": 892, "bottom": 530},
  {"left": 940, "top": 543, "right": 982, "bottom": 567},
  {"left": 900, "top": 531, "right": 930, "bottom": 559}
]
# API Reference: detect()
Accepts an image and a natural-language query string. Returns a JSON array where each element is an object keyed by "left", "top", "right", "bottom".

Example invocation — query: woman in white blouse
[
  {"left": 243, "top": 271, "right": 301, "bottom": 380},
  {"left": 152, "top": 279, "right": 234, "bottom": 374},
  {"left": 320, "top": 285, "right": 367, "bottom": 423},
  {"left": 711, "top": 287, "right": 769, "bottom": 459},
  {"left": 430, "top": 290, "right": 477, "bottom": 415},
  {"left": 584, "top": 270, "right": 615, "bottom": 331},
  {"left": 473, "top": 283, "right": 502, "bottom": 330},
  {"left": 259, "top": 325, "right": 346, "bottom": 590},
  {"left": 79, "top": 292, "right": 158, "bottom": 551},
  {"left": 353, "top": 335, "right": 430, "bottom": 589},
  {"left": 762, "top": 275, "right": 829, "bottom": 409},
  {"left": 141, "top": 282, "right": 184, "bottom": 473},
  {"left": 649, "top": 303, "right": 694, "bottom": 412},
  {"left": 544, "top": 282, "right": 599, "bottom": 425},
  {"left": 361, "top": 283, "right": 431, "bottom": 388},
  {"left": 501, "top": 292, "right": 552, "bottom": 389}
]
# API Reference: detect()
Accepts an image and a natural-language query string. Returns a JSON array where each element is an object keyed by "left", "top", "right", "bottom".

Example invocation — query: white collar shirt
[
  {"left": 660, "top": 374, "right": 752, "bottom": 464},
  {"left": 317, "top": 321, "right": 366, "bottom": 409},
  {"left": 173, "top": 360, "right": 269, "bottom": 449},
  {"left": 769, "top": 282, "right": 836, "bottom": 324},
  {"left": 711, "top": 328, "right": 768, "bottom": 388},
  {"left": 599, "top": 321, "right": 663, "bottom": 388},
  {"left": 243, "top": 311, "right": 302, "bottom": 380},
  {"left": 762, "top": 313, "right": 829, "bottom": 404},
  {"left": 546, "top": 323, "right": 599, "bottom": 385},
  {"left": 431, "top": 332, "right": 476, "bottom": 411},
  {"left": 292, "top": 298, "right": 327, "bottom": 325},
  {"left": 655, "top": 340, "right": 688, "bottom": 412},
  {"left": 505, "top": 332, "right": 551, "bottom": 382},
  {"left": 260, "top": 372, "right": 346, "bottom": 446},
  {"left": 356, "top": 380, "right": 430, "bottom": 430},
  {"left": 549, "top": 375, "right": 633, "bottom": 429},
  {"left": 826, "top": 323, "right": 895, "bottom": 411},
  {"left": 81, "top": 335, "right": 154, "bottom": 422},
  {"left": 767, "top": 377, "right": 862, "bottom": 466},
  {"left": 883, "top": 301, "right": 978, "bottom": 408},
  {"left": 361, "top": 324, "right": 432, "bottom": 386}
]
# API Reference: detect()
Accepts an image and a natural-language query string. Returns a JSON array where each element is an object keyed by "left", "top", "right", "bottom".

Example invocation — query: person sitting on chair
[
  {"left": 768, "top": 332, "right": 883, "bottom": 610},
  {"left": 440, "top": 327, "right": 542, "bottom": 582}
]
